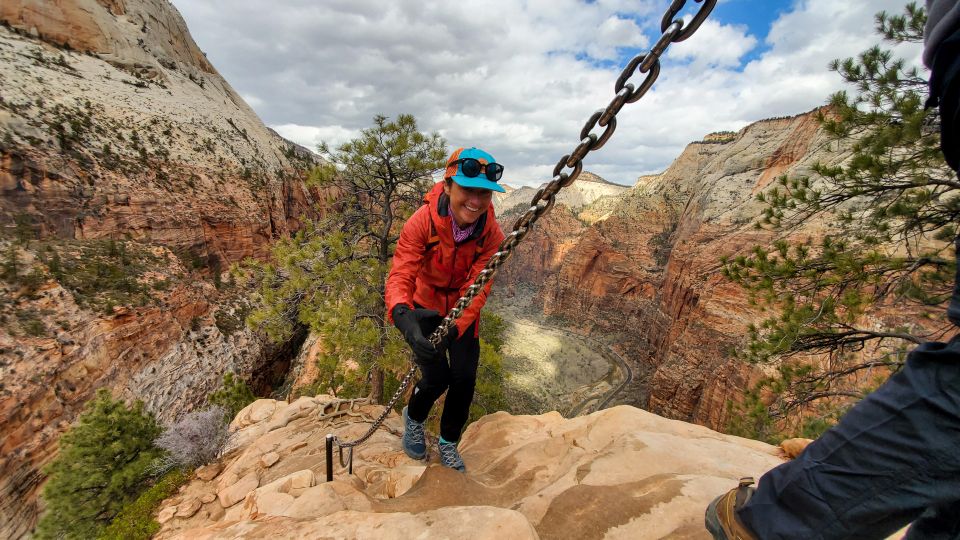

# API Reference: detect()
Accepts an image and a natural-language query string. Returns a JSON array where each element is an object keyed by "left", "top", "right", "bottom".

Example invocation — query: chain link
[
  {"left": 662, "top": 0, "right": 716, "bottom": 43},
  {"left": 332, "top": 0, "right": 717, "bottom": 466}
]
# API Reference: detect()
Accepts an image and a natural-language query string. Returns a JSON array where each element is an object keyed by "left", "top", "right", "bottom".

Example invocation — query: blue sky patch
[
  {"left": 710, "top": 0, "right": 792, "bottom": 63},
  {"left": 596, "top": 0, "right": 794, "bottom": 71}
]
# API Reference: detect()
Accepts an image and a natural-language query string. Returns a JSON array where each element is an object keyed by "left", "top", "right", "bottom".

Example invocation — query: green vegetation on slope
[
  {"left": 723, "top": 3, "right": 953, "bottom": 441},
  {"left": 36, "top": 390, "right": 164, "bottom": 540}
]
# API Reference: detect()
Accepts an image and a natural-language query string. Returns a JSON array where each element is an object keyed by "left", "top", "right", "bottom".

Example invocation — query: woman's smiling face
[{"left": 444, "top": 180, "right": 493, "bottom": 226}]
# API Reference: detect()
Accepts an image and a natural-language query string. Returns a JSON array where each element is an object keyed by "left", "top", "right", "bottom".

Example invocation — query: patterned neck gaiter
[{"left": 448, "top": 202, "right": 478, "bottom": 243}]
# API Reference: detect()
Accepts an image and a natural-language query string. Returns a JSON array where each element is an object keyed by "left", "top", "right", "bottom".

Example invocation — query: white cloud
[
  {"left": 586, "top": 16, "right": 649, "bottom": 60},
  {"left": 171, "top": 0, "right": 922, "bottom": 187},
  {"left": 241, "top": 93, "right": 264, "bottom": 108},
  {"left": 671, "top": 19, "right": 758, "bottom": 68},
  {"left": 271, "top": 123, "right": 361, "bottom": 152}
]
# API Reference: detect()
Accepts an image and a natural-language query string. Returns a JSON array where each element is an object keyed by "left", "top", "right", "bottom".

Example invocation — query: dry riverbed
[{"left": 489, "top": 294, "right": 624, "bottom": 416}]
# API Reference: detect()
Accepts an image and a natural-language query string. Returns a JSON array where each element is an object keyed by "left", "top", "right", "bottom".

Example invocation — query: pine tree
[
  {"left": 35, "top": 389, "right": 163, "bottom": 539},
  {"left": 246, "top": 114, "right": 446, "bottom": 403},
  {"left": 1, "top": 242, "right": 18, "bottom": 282},
  {"left": 208, "top": 372, "right": 257, "bottom": 418},
  {"left": 723, "top": 3, "right": 955, "bottom": 440}
]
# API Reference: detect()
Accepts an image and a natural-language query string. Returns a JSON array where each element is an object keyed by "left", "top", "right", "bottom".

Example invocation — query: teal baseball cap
[{"left": 444, "top": 147, "right": 506, "bottom": 193}]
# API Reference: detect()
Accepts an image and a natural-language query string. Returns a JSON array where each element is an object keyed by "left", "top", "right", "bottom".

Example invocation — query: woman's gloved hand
[{"left": 392, "top": 304, "right": 441, "bottom": 364}]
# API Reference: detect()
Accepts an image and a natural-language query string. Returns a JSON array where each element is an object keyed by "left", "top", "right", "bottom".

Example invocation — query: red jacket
[{"left": 386, "top": 181, "right": 505, "bottom": 338}]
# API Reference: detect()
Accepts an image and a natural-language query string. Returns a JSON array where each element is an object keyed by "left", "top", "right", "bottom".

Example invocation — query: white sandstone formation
[{"left": 156, "top": 396, "right": 785, "bottom": 539}]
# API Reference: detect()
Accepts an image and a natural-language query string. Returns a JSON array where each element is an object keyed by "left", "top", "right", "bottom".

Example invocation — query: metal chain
[
  {"left": 335, "top": 358, "right": 419, "bottom": 449},
  {"left": 332, "top": 0, "right": 717, "bottom": 463}
]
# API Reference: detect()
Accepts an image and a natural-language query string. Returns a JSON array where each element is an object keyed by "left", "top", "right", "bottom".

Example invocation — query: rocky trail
[{"left": 153, "top": 395, "right": 787, "bottom": 539}]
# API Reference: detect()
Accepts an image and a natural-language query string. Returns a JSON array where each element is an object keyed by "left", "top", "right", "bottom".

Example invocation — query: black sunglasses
[{"left": 452, "top": 158, "right": 504, "bottom": 182}]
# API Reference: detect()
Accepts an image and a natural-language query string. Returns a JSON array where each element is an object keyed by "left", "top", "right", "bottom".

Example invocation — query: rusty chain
[{"left": 332, "top": 0, "right": 717, "bottom": 462}]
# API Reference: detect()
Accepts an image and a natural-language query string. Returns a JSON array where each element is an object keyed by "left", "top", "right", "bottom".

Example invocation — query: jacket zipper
[{"left": 445, "top": 243, "right": 458, "bottom": 314}]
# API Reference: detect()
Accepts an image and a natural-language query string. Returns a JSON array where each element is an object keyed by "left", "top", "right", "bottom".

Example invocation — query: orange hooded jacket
[{"left": 385, "top": 181, "right": 506, "bottom": 338}]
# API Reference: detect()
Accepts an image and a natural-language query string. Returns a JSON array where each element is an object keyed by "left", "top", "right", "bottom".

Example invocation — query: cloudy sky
[{"left": 170, "top": 0, "right": 923, "bottom": 187}]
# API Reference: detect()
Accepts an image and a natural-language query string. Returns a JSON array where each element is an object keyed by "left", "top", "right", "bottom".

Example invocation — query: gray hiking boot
[
  {"left": 402, "top": 406, "right": 426, "bottom": 460},
  {"left": 438, "top": 438, "right": 465, "bottom": 472}
]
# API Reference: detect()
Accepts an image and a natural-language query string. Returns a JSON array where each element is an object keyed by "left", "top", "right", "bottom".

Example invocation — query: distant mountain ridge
[{"left": 495, "top": 171, "right": 629, "bottom": 225}]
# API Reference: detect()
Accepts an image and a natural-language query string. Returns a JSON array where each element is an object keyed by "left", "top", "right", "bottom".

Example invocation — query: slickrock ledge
[{"left": 157, "top": 395, "right": 785, "bottom": 539}]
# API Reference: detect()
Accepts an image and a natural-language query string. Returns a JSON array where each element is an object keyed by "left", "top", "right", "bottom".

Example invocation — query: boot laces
[
  {"left": 405, "top": 415, "right": 425, "bottom": 444},
  {"left": 438, "top": 441, "right": 464, "bottom": 469}
]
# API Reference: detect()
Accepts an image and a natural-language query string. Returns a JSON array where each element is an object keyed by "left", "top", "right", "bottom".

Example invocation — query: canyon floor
[{"left": 490, "top": 291, "right": 630, "bottom": 417}]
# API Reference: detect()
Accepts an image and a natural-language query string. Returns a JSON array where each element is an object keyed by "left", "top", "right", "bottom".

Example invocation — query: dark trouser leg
[
  {"left": 737, "top": 339, "right": 960, "bottom": 540},
  {"left": 439, "top": 321, "right": 479, "bottom": 442},
  {"left": 905, "top": 501, "right": 960, "bottom": 540},
  {"left": 407, "top": 354, "right": 450, "bottom": 424},
  {"left": 406, "top": 309, "right": 480, "bottom": 437},
  {"left": 406, "top": 308, "right": 448, "bottom": 423}
]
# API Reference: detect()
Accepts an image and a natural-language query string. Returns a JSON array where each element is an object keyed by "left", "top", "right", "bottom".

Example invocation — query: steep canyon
[
  {"left": 496, "top": 113, "right": 853, "bottom": 431},
  {"left": 0, "top": 1, "right": 940, "bottom": 538},
  {"left": 0, "top": 1, "right": 320, "bottom": 536}
]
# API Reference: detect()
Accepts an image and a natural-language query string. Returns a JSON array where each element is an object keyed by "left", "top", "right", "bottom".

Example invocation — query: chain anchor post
[
  {"left": 325, "top": 434, "right": 334, "bottom": 482},
  {"left": 338, "top": 444, "right": 355, "bottom": 475}
]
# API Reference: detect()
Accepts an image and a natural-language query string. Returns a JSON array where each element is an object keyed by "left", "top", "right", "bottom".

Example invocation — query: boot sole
[
  {"left": 403, "top": 445, "right": 427, "bottom": 460},
  {"left": 704, "top": 495, "right": 729, "bottom": 540}
]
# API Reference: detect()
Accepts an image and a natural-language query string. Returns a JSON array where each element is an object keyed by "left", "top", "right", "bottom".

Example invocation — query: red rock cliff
[
  {"left": 499, "top": 111, "right": 850, "bottom": 431},
  {"left": 0, "top": 1, "right": 322, "bottom": 536}
]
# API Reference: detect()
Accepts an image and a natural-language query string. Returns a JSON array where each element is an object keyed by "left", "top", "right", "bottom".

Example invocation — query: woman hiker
[{"left": 385, "top": 147, "right": 507, "bottom": 472}]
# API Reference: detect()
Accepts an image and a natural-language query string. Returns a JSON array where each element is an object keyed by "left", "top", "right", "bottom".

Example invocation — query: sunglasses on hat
[{"left": 452, "top": 158, "right": 504, "bottom": 182}]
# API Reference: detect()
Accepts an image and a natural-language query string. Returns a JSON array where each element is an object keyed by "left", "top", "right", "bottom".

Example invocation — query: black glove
[{"left": 392, "top": 304, "right": 441, "bottom": 364}]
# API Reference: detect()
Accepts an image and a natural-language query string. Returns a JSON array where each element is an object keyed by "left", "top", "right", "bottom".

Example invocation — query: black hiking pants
[
  {"left": 738, "top": 338, "right": 960, "bottom": 539},
  {"left": 406, "top": 307, "right": 480, "bottom": 443}
]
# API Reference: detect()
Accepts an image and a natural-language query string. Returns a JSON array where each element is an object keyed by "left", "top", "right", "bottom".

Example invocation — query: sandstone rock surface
[{"left": 156, "top": 395, "right": 786, "bottom": 539}]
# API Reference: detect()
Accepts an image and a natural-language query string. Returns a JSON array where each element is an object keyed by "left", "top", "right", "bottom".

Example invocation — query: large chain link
[{"left": 333, "top": 0, "right": 716, "bottom": 460}]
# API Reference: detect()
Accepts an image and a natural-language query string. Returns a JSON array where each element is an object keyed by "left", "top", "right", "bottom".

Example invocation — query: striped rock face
[
  {"left": 156, "top": 395, "right": 784, "bottom": 540},
  {"left": 0, "top": 1, "right": 324, "bottom": 536}
]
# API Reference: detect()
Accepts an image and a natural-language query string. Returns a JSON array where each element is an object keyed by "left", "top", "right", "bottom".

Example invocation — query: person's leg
[
  {"left": 735, "top": 339, "right": 960, "bottom": 540},
  {"left": 438, "top": 320, "right": 480, "bottom": 442},
  {"left": 407, "top": 361, "right": 451, "bottom": 422},
  {"left": 406, "top": 308, "right": 450, "bottom": 423},
  {"left": 905, "top": 500, "right": 960, "bottom": 540}
]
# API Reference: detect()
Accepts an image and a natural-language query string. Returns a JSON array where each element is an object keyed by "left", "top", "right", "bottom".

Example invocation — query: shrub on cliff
[
  {"left": 52, "top": 240, "right": 162, "bottom": 313},
  {"left": 471, "top": 311, "right": 510, "bottom": 422},
  {"left": 98, "top": 468, "right": 189, "bottom": 540},
  {"left": 208, "top": 372, "right": 257, "bottom": 418},
  {"left": 1, "top": 243, "right": 18, "bottom": 282},
  {"left": 153, "top": 406, "right": 231, "bottom": 473},
  {"left": 35, "top": 389, "right": 163, "bottom": 540},
  {"left": 723, "top": 3, "right": 951, "bottom": 440}
]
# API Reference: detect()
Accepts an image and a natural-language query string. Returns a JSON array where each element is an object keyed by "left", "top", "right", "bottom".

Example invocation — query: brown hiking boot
[{"left": 704, "top": 477, "right": 758, "bottom": 540}]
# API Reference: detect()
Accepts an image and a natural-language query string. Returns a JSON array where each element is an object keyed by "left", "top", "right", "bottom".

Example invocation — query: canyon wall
[
  {"left": 496, "top": 112, "right": 851, "bottom": 431},
  {"left": 0, "top": 1, "right": 321, "bottom": 536}
]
